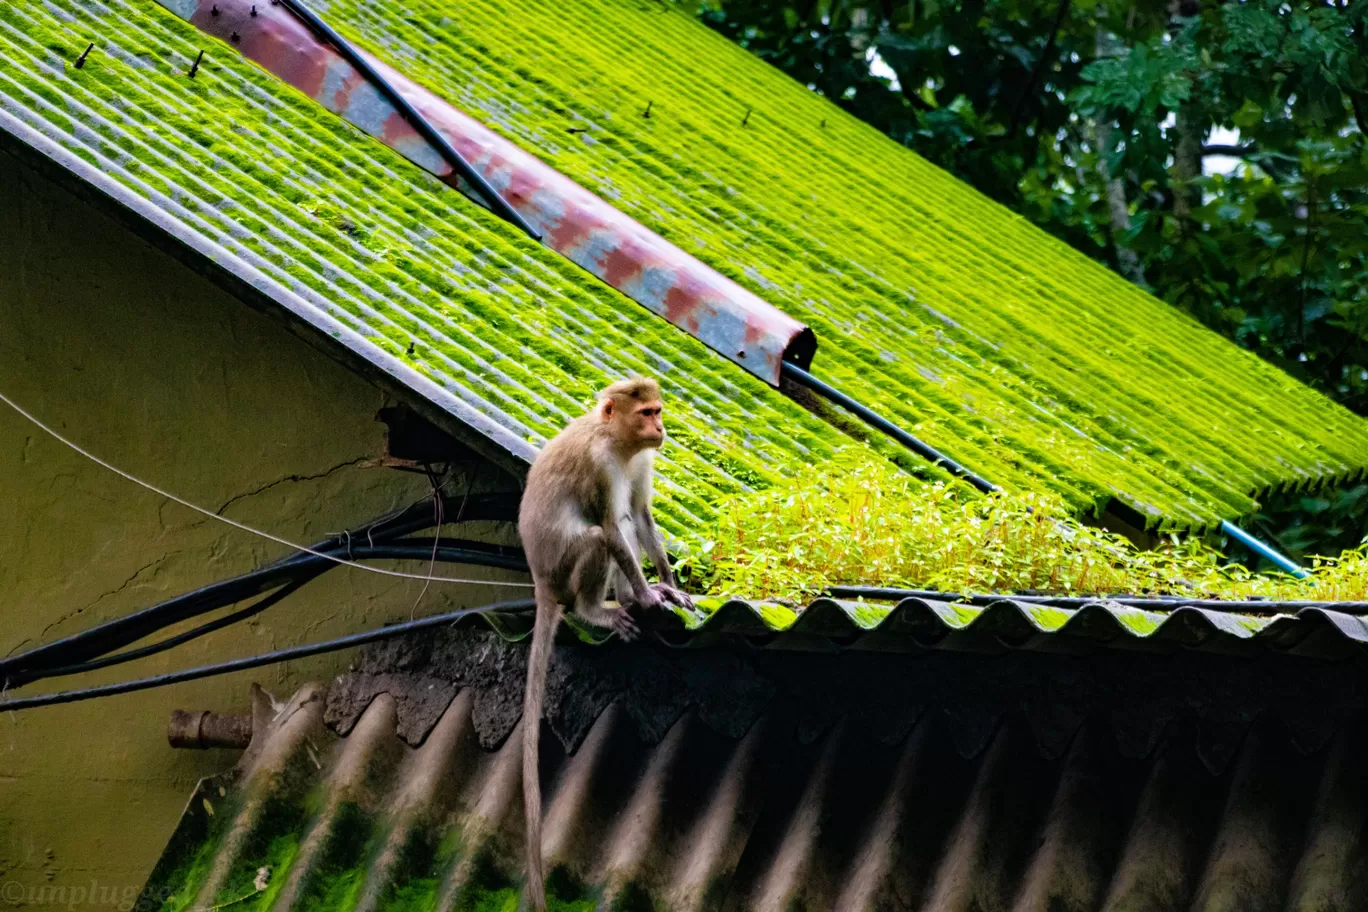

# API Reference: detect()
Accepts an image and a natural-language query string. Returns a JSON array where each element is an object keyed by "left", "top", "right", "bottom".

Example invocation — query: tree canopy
[{"left": 684, "top": 0, "right": 1368, "bottom": 558}]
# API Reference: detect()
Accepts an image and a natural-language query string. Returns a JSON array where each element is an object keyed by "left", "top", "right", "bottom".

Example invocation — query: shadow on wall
[{"left": 0, "top": 150, "right": 517, "bottom": 903}]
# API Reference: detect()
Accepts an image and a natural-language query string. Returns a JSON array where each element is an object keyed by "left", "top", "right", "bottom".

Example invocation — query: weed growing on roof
[{"left": 675, "top": 448, "right": 1368, "bottom": 603}]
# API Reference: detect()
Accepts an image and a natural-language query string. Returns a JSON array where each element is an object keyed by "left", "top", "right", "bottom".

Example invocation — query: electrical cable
[
  {"left": 781, "top": 361, "right": 1000, "bottom": 494},
  {"left": 0, "top": 539, "right": 529, "bottom": 681},
  {"left": 781, "top": 362, "right": 1309, "bottom": 577},
  {"left": 7, "top": 577, "right": 318, "bottom": 687},
  {"left": 0, "top": 598, "right": 536, "bottom": 713},
  {"left": 0, "top": 387, "right": 535, "bottom": 589}
]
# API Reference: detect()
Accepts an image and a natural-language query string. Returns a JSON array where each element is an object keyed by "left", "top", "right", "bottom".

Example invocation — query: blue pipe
[
  {"left": 782, "top": 363, "right": 1308, "bottom": 578},
  {"left": 1221, "top": 519, "right": 1307, "bottom": 578}
]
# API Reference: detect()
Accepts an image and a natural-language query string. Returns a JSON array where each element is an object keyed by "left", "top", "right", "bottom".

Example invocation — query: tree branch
[
  {"left": 1005, "top": 0, "right": 1072, "bottom": 138},
  {"left": 1350, "top": 92, "right": 1368, "bottom": 137},
  {"left": 1296, "top": 177, "right": 1316, "bottom": 344},
  {"left": 1201, "top": 143, "right": 1258, "bottom": 157}
]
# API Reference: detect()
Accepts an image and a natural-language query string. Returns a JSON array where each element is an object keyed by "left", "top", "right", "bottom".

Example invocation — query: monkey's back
[{"left": 518, "top": 415, "right": 611, "bottom": 576}]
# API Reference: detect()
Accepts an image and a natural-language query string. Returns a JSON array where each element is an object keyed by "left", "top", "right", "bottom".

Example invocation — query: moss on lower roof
[
  {"left": 0, "top": 0, "right": 859, "bottom": 536},
  {"left": 310, "top": 0, "right": 1368, "bottom": 528}
]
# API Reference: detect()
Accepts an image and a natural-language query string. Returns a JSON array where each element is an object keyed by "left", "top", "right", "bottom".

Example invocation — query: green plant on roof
[{"left": 676, "top": 446, "right": 1368, "bottom": 603}]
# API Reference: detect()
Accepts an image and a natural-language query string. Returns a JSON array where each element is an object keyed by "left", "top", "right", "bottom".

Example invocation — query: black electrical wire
[
  {"left": 7, "top": 577, "right": 318, "bottom": 687},
  {"left": 0, "top": 493, "right": 520, "bottom": 678},
  {"left": 0, "top": 498, "right": 436, "bottom": 676},
  {"left": 0, "top": 598, "right": 537, "bottom": 714},
  {"left": 274, "top": 0, "right": 542, "bottom": 241},
  {"left": 0, "top": 540, "right": 527, "bottom": 682},
  {"left": 823, "top": 585, "right": 1368, "bottom": 614}
]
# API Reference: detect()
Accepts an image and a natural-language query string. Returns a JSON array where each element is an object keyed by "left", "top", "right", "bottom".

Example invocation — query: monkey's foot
[{"left": 610, "top": 609, "right": 640, "bottom": 642}]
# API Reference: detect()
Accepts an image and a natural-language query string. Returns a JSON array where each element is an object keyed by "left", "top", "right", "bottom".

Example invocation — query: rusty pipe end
[{"left": 169, "top": 709, "right": 253, "bottom": 750}]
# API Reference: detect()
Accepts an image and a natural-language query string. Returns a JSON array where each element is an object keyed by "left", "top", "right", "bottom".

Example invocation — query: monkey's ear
[{"left": 600, "top": 398, "right": 615, "bottom": 422}]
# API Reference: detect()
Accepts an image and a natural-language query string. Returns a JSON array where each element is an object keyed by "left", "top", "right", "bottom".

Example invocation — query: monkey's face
[
  {"left": 603, "top": 396, "right": 666, "bottom": 450},
  {"left": 632, "top": 400, "right": 666, "bottom": 448}
]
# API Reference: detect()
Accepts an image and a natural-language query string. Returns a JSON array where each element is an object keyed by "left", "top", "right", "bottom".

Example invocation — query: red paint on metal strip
[{"left": 168, "top": 0, "right": 814, "bottom": 385}]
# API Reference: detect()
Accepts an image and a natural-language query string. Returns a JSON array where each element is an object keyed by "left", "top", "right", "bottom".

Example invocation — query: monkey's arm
[
  {"left": 601, "top": 517, "right": 660, "bottom": 609},
  {"left": 635, "top": 508, "right": 694, "bottom": 608}
]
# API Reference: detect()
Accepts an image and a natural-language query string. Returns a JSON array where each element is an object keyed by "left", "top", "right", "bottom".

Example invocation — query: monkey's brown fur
[{"left": 518, "top": 377, "right": 691, "bottom": 912}]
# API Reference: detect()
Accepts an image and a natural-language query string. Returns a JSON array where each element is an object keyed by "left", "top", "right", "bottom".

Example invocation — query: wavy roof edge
[{"left": 449, "top": 594, "right": 1368, "bottom": 660}]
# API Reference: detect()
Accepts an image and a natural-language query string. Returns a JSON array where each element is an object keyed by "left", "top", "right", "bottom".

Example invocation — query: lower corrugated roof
[
  {"left": 146, "top": 630, "right": 1368, "bottom": 912},
  {"left": 383, "top": 594, "right": 1368, "bottom": 660}
]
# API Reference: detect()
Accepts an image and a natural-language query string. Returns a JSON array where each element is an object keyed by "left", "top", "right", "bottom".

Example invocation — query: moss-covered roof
[
  {"left": 307, "top": 0, "right": 1368, "bottom": 527},
  {"left": 4, "top": 0, "right": 1367, "bottom": 532},
  {"left": 0, "top": 0, "right": 861, "bottom": 535}
]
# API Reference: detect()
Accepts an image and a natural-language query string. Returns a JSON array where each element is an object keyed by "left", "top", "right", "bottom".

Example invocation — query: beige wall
[{"left": 0, "top": 152, "right": 521, "bottom": 907}]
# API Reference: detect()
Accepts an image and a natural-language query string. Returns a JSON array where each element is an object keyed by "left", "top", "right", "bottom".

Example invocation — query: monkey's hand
[
  {"left": 622, "top": 585, "right": 667, "bottom": 614},
  {"left": 650, "top": 583, "right": 694, "bottom": 610}
]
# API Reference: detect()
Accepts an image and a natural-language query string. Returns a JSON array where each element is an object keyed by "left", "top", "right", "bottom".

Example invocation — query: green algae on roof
[
  {"left": 311, "top": 0, "right": 1368, "bottom": 528},
  {"left": 9, "top": 0, "right": 1368, "bottom": 536},
  {"left": 0, "top": 0, "right": 854, "bottom": 538},
  {"left": 1020, "top": 604, "right": 1073, "bottom": 632}
]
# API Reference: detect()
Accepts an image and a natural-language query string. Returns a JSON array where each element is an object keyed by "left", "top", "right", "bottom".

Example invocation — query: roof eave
[{"left": 0, "top": 104, "right": 536, "bottom": 480}]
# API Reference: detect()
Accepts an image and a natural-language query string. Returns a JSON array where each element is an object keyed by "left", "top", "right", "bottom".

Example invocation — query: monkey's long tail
[{"left": 522, "top": 586, "right": 561, "bottom": 912}]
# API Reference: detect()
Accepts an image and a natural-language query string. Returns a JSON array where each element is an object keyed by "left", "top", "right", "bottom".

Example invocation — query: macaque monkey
[{"left": 517, "top": 377, "right": 692, "bottom": 911}]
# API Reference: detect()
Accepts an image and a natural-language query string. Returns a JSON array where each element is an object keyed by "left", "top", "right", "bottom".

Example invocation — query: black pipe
[
  {"left": 0, "top": 598, "right": 536, "bottom": 713},
  {"left": 781, "top": 362, "right": 999, "bottom": 494},
  {"left": 823, "top": 585, "right": 1368, "bottom": 614},
  {"left": 274, "top": 0, "right": 542, "bottom": 241}
]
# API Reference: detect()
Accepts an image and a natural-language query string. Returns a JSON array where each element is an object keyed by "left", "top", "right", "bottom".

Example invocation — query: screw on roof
[
  {"left": 742, "top": 107, "right": 752, "bottom": 127},
  {"left": 230, "top": 31, "right": 241, "bottom": 43},
  {"left": 73, "top": 42, "right": 94, "bottom": 69},
  {"left": 567, "top": 126, "right": 588, "bottom": 134},
  {"left": 251, "top": 4, "right": 258, "bottom": 15},
  {"left": 406, "top": 340, "right": 416, "bottom": 357},
  {"left": 187, "top": 49, "right": 204, "bottom": 78},
  {"left": 821, "top": 118, "right": 827, "bottom": 128},
  {"left": 210, "top": 4, "right": 220, "bottom": 14},
  {"left": 642, "top": 101, "right": 652, "bottom": 118}
]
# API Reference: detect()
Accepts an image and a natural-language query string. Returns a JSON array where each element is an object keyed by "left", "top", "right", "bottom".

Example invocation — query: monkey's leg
[{"left": 570, "top": 527, "right": 639, "bottom": 641}]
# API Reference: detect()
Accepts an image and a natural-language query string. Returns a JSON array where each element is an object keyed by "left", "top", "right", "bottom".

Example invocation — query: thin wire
[
  {"left": 0, "top": 389, "right": 533, "bottom": 589},
  {"left": 0, "top": 597, "right": 536, "bottom": 713},
  {"left": 411, "top": 464, "right": 447, "bottom": 619}
]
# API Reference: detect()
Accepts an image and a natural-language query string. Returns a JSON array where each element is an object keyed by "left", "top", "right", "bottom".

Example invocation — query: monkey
[{"left": 517, "top": 377, "right": 692, "bottom": 912}]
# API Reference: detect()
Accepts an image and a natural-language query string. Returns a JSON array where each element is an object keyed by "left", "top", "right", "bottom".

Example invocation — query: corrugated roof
[
  {"left": 0, "top": 0, "right": 846, "bottom": 534},
  {"left": 284, "top": 0, "right": 1368, "bottom": 526},
  {"left": 146, "top": 633, "right": 1368, "bottom": 912},
  {"left": 303, "top": 594, "right": 1368, "bottom": 660},
  {"left": 3, "top": 0, "right": 1367, "bottom": 531},
  {"left": 670, "top": 595, "right": 1368, "bottom": 657}
]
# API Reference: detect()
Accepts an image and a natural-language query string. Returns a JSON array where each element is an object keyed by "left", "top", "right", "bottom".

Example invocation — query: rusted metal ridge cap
[{"left": 157, "top": 0, "right": 816, "bottom": 385}]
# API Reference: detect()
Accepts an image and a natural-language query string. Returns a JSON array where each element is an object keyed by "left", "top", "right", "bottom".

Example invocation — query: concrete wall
[{"left": 0, "top": 151, "right": 522, "bottom": 907}]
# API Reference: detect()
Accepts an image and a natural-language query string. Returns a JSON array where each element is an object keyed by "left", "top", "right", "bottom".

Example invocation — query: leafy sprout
[{"left": 676, "top": 447, "right": 1368, "bottom": 604}]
